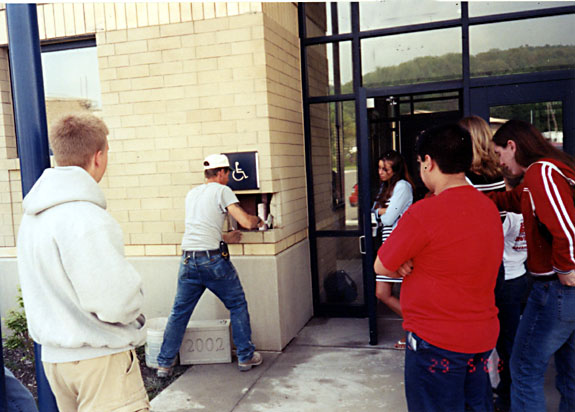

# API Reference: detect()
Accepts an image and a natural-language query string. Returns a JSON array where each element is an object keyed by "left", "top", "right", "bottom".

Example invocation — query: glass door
[
  {"left": 358, "top": 88, "right": 464, "bottom": 344},
  {"left": 470, "top": 78, "right": 575, "bottom": 155}
]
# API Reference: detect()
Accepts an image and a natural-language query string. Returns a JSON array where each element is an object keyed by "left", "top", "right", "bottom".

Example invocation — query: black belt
[
  {"left": 183, "top": 249, "right": 220, "bottom": 259},
  {"left": 532, "top": 274, "right": 559, "bottom": 282}
]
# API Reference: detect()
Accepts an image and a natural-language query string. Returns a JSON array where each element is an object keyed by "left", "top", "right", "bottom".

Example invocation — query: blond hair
[
  {"left": 458, "top": 115, "right": 501, "bottom": 178},
  {"left": 49, "top": 113, "right": 108, "bottom": 168}
]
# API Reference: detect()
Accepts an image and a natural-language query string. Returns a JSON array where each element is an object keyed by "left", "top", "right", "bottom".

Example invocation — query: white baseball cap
[{"left": 203, "top": 154, "right": 232, "bottom": 170}]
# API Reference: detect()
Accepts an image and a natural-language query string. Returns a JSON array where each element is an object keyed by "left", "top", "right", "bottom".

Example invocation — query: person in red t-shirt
[{"left": 374, "top": 123, "right": 503, "bottom": 412}]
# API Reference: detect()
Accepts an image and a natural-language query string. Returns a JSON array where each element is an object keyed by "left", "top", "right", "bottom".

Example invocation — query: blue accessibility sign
[{"left": 223, "top": 151, "right": 259, "bottom": 190}]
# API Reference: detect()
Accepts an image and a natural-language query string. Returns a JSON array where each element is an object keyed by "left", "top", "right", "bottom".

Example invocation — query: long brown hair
[
  {"left": 492, "top": 119, "right": 575, "bottom": 170},
  {"left": 458, "top": 115, "right": 501, "bottom": 179},
  {"left": 375, "top": 150, "right": 414, "bottom": 207}
]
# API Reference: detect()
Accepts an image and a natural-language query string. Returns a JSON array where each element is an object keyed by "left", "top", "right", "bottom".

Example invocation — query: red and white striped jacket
[{"left": 489, "top": 158, "right": 575, "bottom": 276}]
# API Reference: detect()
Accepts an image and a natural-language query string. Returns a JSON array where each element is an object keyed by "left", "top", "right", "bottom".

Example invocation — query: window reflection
[
  {"left": 469, "top": 1, "right": 575, "bottom": 16},
  {"left": 305, "top": 2, "right": 352, "bottom": 37},
  {"left": 360, "top": 0, "right": 460, "bottom": 31},
  {"left": 470, "top": 15, "right": 575, "bottom": 77},
  {"left": 307, "top": 41, "right": 352, "bottom": 97},
  {"left": 42, "top": 46, "right": 102, "bottom": 128},
  {"left": 490, "top": 101, "right": 564, "bottom": 151},
  {"left": 362, "top": 28, "right": 462, "bottom": 88},
  {"left": 310, "top": 102, "right": 358, "bottom": 231}
]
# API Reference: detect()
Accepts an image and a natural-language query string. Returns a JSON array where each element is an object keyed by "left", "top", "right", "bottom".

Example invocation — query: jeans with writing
[
  {"left": 404, "top": 332, "right": 494, "bottom": 412},
  {"left": 510, "top": 280, "right": 575, "bottom": 412},
  {"left": 157, "top": 254, "right": 255, "bottom": 366}
]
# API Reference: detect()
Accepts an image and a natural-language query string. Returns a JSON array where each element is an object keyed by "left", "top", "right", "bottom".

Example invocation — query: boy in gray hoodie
[{"left": 17, "top": 113, "right": 149, "bottom": 412}]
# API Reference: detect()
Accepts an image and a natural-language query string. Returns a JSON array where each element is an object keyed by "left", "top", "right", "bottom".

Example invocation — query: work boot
[
  {"left": 238, "top": 351, "right": 263, "bottom": 372},
  {"left": 156, "top": 365, "right": 173, "bottom": 379}
]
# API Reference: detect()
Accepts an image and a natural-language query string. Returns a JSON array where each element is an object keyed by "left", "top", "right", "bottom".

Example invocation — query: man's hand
[
  {"left": 558, "top": 270, "right": 575, "bottom": 287},
  {"left": 397, "top": 259, "right": 414, "bottom": 278},
  {"left": 223, "top": 230, "right": 242, "bottom": 244}
]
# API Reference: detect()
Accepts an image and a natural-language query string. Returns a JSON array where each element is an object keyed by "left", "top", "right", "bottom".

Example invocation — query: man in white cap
[{"left": 156, "top": 154, "right": 264, "bottom": 377}]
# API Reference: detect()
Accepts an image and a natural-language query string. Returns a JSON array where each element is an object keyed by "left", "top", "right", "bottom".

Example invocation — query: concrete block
[{"left": 179, "top": 319, "right": 232, "bottom": 365}]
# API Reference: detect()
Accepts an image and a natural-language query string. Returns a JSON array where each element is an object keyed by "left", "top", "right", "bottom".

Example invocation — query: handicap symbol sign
[{"left": 224, "top": 151, "right": 259, "bottom": 190}]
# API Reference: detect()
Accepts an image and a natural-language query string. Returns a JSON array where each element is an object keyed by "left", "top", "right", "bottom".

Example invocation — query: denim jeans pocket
[
  {"left": 558, "top": 286, "right": 575, "bottom": 322},
  {"left": 204, "top": 256, "right": 237, "bottom": 280},
  {"left": 528, "top": 282, "right": 550, "bottom": 307}
]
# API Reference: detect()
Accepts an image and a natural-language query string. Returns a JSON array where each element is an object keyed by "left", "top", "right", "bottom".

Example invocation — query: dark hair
[
  {"left": 415, "top": 123, "right": 473, "bottom": 174},
  {"left": 492, "top": 119, "right": 575, "bottom": 170},
  {"left": 204, "top": 167, "right": 228, "bottom": 178},
  {"left": 375, "top": 150, "right": 414, "bottom": 206}
]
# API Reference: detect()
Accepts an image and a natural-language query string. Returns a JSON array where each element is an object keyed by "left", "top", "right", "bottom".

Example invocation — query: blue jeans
[
  {"left": 405, "top": 332, "right": 494, "bottom": 412},
  {"left": 4, "top": 367, "right": 39, "bottom": 412},
  {"left": 494, "top": 273, "right": 530, "bottom": 410},
  {"left": 510, "top": 280, "right": 575, "bottom": 412},
  {"left": 157, "top": 254, "right": 255, "bottom": 366}
]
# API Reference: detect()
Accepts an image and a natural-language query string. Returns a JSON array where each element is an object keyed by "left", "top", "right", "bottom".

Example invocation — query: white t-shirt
[
  {"left": 181, "top": 182, "right": 238, "bottom": 251},
  {"left": 502, "top": 212, "right": 528, "bottom": 280}
]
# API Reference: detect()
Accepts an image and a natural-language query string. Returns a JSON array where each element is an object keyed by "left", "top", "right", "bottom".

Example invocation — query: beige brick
[
  {"left": 121, "top": 221, "right": 143, "bottom": 234},
  {"left": 162, "top": 233, "right": 183, "bottom": 245},
  {"left": 142, "top": 198, "right": 172, "bottom": 210},
  {"left": 140, "top": 174, "right": 172, "bottom": 187},
  {"left": 153, "top": 111, "right": 187, "bottom": 125},
  {"left": 197, "top": 69, "right": 232, "bottom": 84},
  {"left": 108, "top": 54, "right": 130, "bottom": 68},
  {"left": 133, "top": 101, "right": 166, "bottom": 115},
  {"left": 233, "top": 65, "right": 266, "bottom": 80},
  {"left": 156, "top": 160, "right": 190, "bottom": 174},
  {"left": 201, "top": 120, "right": 236, "bottom": 135},
  {"left": 187, "top": 109, "right": 221, "bottom": 123},
  {"left": 162, "top": 47, "right": 195, "bottom": 62},
  {"left": 124, "top": 162, "right": 157, "bottom": 175},
  {"left": 217, "top": 54, "right": 253, "bottom": 69},
  {"left": 107, "top": 29, "right": 128, "bottom": 43},
  {"left": 123, "top": 138, "right": 155, "bottom": 151},
  {"left": 107, "top": 199, "right": 140, "bottom": 211},
  {"left": 126, "top": 186, "right": 160, "bottom": 198},
  {"left": 129, "top": 51, "right": 162, "bottom": 66},
  {"left": 164, "top": 73, "right": 198, "bottom": 87},
  {"left": 198, "top": 95, "right": 232, "bottom": 109},
  {"left": 198, "top": 4, "right": 217, "bottom": 23},
  {"left": 115, "top": 40, "right": 148, "bottom": 55},
  {"left": 149, "top": 61, "right": 183, "bottom": 76},
  {"left": 120, "top": 114, "right": 155, "bottom": 128},
  {"left": 216, "top": 27, "right": 252, "bottom": 44},
  {"left": 148, "top": 36, "right": 182, "bottom": 52},
  {"left": 98, "top": 44, "right": 115, "bottom": 57},
  {"left": 131, "top": 233, "right": 162, "bottom": 245},
  {"left": 155, "top": 137, "right": 188, "bottom": 150},
  {"left": 215, "top": 2, "right": 228, "bottom": 18},
  {"left": 145, "top": 244, "right": 177, "bottom": 256},
  {"left": 169, "top": 3, "right": 181, "bottom": 23},
  {"left": 143, "top": 221, "right": 175, "bottom": 233},
  {"left": 165, "top": 98, "right": 200, "bottom": 112},
  {"left": 160, "top": 21, "right": 195, "bottom": 37},
  {"left": 161, "top": 208, "right": 185, "bottom": 221},
  {"left": 125, "top": 245, "right": 146, "bottom": 256},
  {"left": 0, "top": 247, "right": 17, "bottom": 258},
  {"left": 129, "top": 209, "right": 161, "bottom": 221},
  {"left": 147, "top": 3, "right": 159, "bottom": 26},
  {"left": 117, "top": 65, "right": 150, "bottom": 79},
  {"left": 229, "top": 12, "right": 261, "bottom": 29},
  {"left": 196, "top": 44, "right": 232, "bottom": 59},
  {"left": 221, "top": 106, "right": 256, "bottom": 121},
  {"left": 180, "top": 3, "right": 192, "bottom": 22},
  {"left": 109, "top": 79, "right": 132, "bottom": 92},
  {"left": 127, "top": 25, "right": 160, "bottom": 41},
  {"left": 131, "top": 76, "right": 164, "bottom": 90},
  {"left": 218, "top": 79, "right": 255, "bottom": 94},
  {"left": 195, "top": 58, "right": 217, "bottom": 72},
  {"left": 243, "top": 243, "right": 276, "bottom": 255},
  {"left": 107, "top": 175, "right": 140, "bottom": 188},
  {"left": 191, "top": 3, "right": 204, "bottom": 20},
  {"left": 229, "top": 244, "right": 243, "bottom": 255}
]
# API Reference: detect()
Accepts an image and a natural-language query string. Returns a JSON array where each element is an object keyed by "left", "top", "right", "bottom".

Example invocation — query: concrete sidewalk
[{"left": 151, "top": 317, "right": 560, "bottom": 412}]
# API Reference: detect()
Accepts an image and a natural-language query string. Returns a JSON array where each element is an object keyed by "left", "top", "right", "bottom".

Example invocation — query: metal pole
[
  {"left": 6, "top": 4, "right": 58, "bottom": 412},
  {"left": 0, "top": 324, "right": 7, "bottom": 412}
]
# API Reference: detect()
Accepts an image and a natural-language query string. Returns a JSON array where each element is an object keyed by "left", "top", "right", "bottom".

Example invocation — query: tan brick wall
[{"left": 0, "top": 2, "right": 308, "bottom": 258}]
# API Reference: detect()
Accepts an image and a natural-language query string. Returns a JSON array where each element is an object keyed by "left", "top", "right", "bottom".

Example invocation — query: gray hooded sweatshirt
[{"left": 17, "top": 166, "right": 146, "bottom": 363}]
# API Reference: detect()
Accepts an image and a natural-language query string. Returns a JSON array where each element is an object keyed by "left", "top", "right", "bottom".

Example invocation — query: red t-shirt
[{"left": 378, "top": 185, "right": 503, "bottom": 353}]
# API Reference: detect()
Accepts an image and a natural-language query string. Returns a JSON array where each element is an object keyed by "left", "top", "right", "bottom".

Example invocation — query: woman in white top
[{"left": 373, "top": 150, "right": 414, "bottom": 346}]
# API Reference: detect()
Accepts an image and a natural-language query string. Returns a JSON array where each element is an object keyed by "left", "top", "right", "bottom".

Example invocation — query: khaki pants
[{"left": 43, "top": 349, "right": 150, "bottom": 412}]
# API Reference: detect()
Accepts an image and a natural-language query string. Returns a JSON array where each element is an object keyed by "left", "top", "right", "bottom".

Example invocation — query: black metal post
[
  {"left": 0, "top": 323, "right": 7, "bottom": 412},
  {"left": 6, "top": 4, "right": 58, "bottom": 412}
]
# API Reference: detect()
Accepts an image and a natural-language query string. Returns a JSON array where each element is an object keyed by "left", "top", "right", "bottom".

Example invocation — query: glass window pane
[
  {"left": 470, "top": 15, "right": 575, "bottom": 77},
  {"left": 362, "top": 28, "right": 462, "bottom": 88},
  {"left": 307, "top": 41, "right": 352, "bottom": 97},
  {"left": 42, "top": 46, "right": 102, "bottom": 127},
  {"left": 305, "top": 2, "right": 352, "bottom": 37},
  {"left": 360, "top": 0, "right": 460, "bottom": 31},
  {"left": 317, "top": 237, "right": 364, "bottom": 306},
  {"left": 469, "top": 1, "right": 575, "bottom": 16},
  {"left": 310, "top": 102, "right": 358, "bottom": 231},
  {"left": 490, "top": 101, "right": 564, "bottom": 151}
]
